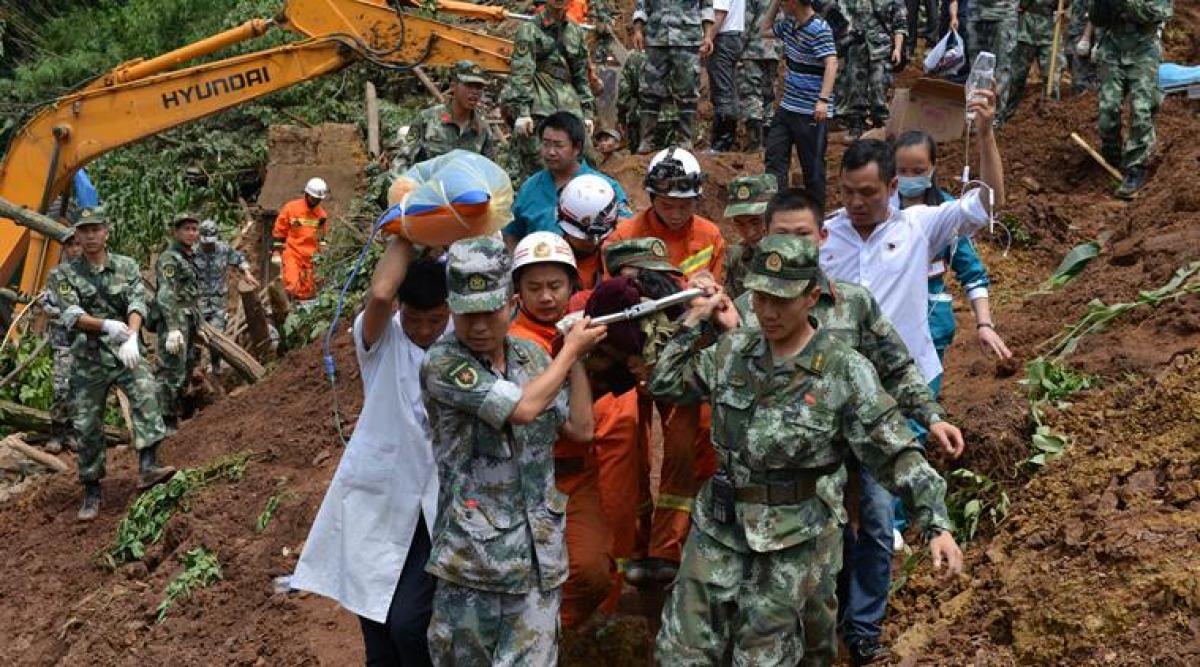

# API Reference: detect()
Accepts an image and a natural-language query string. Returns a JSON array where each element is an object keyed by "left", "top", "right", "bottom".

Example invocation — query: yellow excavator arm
[{"left": 0, "top": 0, "right": 512, "bottom": 298}]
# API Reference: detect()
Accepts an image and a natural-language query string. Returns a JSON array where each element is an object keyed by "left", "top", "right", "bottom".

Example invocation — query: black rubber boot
[
  {"left": 77, "top": 482, "right": 101, "bottom": 522},
  {"left": 637, "top": 112, "right": 659, "bottom": 154},
  {"left": 1116, "top": 167, "right": 1148, "bottom": 200},
  {"left": 137, "top": 444, "right": 176, "bottom": 490}
]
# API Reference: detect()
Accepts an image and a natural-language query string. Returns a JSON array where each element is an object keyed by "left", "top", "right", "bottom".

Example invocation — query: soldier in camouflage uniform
[
  {"left": 419, "top": 236, "right": 606, "bottom": 665},
  {"left": 997, "top": 0, "right": 1067, "bottom": 124},
  {"left": 650, "top": 235, "right": 962, "bottom": 664},
  {"left": 630, "top": 0, "right": 715, "bottom": 152},
  {"left": 836, "top": 0, "right": 908, "bottom": 137},
  {"left": 1067, "top": 0, "right": 1100, "bottom": 94},
  {"left": 504, "top": 0, "right": 595, "bottom": 187},
  {"left": 155, "top": 213, "right": 204, "bottom": 432},
  {"left": 967, "top": 0, "right": 1018, "bottom": 122},
  {"left": 616, "top": 50, "right": 680, "bottom": 153},
  {"left": 42, "top": 231, "right": 84, "bottom": 454},
  {"left": 403, "top": 60, "right": 496, "bottom": 168},
  {"left": 737, "top": 0, "right": 782, "bottom": 150},
  {"left": 195, "top": 219, "right": 257, "bottom": 373},
  {"left": 45, "top": 207, "right": 174, "bottom": 521},
  {"left": 1093, "top": 0, "right": 1172, "bottom": 198},
  {"left": 722, "top": 174, "right": 778, "bottom": 300}
]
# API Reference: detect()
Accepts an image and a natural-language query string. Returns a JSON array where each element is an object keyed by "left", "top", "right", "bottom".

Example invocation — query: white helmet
[
  {"left": 304, "top": 177, "right": 329, "bottom": 199},
  {"left": 644, "top": 146, "right": 703, "bottom": 198},
  {"left": 558, "top": 174, "right": 620, "bottom": 244},
  {"left": 512, "top": 231, "right": 578, "bottom": 278}
]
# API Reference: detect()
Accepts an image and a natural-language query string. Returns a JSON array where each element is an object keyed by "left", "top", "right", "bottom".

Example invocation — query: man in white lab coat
[{"left": 292, "top": 241, "right": 449, "bottom": 666}]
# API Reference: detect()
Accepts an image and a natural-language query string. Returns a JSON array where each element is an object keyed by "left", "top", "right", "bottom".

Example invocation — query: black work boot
[
  {"left": 637, "top": 112, "right": 660, "bottom": 154},
  {"left": 847, "top": 117, "right": 866, "bottom": 141},
  {"left": 744, "top": 119, "right": 763, "bottom": 151},
  {"left": 77, "top": 482, "right": 101, "bottom": 522},
  {"left": 1116, "top": 167, "right": 1148, "bottom": 200},
  {"left": 848, "top": 637, "right": 892, "bottom": 666},
  {"left": 137, "top": 444, "right": 176, "bottom": 490},
  {"left": 676, "top": 111, "right": 697, "bottom": 151}
]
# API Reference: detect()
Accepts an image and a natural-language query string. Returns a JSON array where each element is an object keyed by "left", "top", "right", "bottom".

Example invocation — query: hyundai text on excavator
[{"left": 0, "top": 0, "right": 527, "bottom": 304}]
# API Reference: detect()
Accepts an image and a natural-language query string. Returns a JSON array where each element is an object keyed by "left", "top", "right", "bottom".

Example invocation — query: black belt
[
  {"left": 786, "top": 59, "right": 826, "bottom": 77},
  {"left": 732, "top": 461, "right": 843, "bottom": 506}
]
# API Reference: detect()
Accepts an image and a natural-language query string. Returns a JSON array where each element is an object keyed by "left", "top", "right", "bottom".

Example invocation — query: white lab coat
[{"left": 291, "top": 311, "right": 443, "bottom": 622}]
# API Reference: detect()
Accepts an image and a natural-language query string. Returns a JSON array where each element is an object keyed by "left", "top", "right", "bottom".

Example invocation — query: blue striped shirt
[{"left": 774, "top": 14, "right": 836, "bottom": 115}]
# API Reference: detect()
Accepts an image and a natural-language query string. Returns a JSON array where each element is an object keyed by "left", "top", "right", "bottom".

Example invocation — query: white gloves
[
  {"left": 270, "top": 252, "right": 282, "bottom": 268},
  {"left": 584, "top": 119, "right": 594, "bottom": 136},
  {"left": 117, "top": 336, "right": 142, "bottom": 369},
  {"left": 165, "top": 330, "right": 184, "bottom": 355},
  {"left": 1074, "top": 38, "right": 1091, "bottom": 58},
  {"left": 514, "top": 116, "right": 534, "bottom": 137},
  {"left": 101, "top": 319, "right": 132, "bottom": 343}
]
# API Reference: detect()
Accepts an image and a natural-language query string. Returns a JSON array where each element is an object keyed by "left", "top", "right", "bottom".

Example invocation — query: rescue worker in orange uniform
[
  {"left": 603, "top": 146, "right": 725, "bottom": 585},
  {"left": 508, "top": 231, "right": 619, "bottom": 628},
  {"left": 271, "top": 177, "right": 329, "bottom": 301}
]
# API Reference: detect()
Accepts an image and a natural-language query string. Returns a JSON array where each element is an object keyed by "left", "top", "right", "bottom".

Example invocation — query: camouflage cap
[
  {"left": 603, "top": 237, "right": 681, "bottom": 275},
  {"left": 452, "top": 60, "right": 489, "bottom": 85},
  {"left": 723, "top": 173, "right": 778, "bottom": 219},
  {"left": 595, "top": 126, "right": 622, "bottom": 142},
  {"left": 71, "top": 206, "right": 108, "bottom": 229},
  {"left": 172, "top": 211, "right": 201, "bottom": 228},
  {"left": 446, "top": 235, "right": 512, "bottom": 314},
  {"left": 743, "top": 234, "right": 824, "bottom": 298},
  {"left": 199, "top": 219, "right": 219, "bottom": 242}
]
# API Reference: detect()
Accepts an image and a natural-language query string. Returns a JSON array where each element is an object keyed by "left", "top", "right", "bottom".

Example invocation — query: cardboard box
[{"left": 887, "top": 77, "right": 967, "bottom": 143}]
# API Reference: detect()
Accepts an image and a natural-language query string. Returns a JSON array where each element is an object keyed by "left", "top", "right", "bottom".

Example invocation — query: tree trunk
[
  {"left": 238, "top": 279, "right": 274, "bottom": 361},
  {"left": 0, "top": 400, "right": 126, "bottom": 443},
  {"left": 198, "top": 321, "right": 266, "bottom": 382}
]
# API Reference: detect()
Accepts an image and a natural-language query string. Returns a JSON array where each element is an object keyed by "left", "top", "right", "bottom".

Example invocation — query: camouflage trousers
[
  {"left": 427, "top": 579, "right": 560, "bottom": 666},
  {"left": 968, "top": 16, "right": 1018, "bottom": 115},
  {"left": 737, "top": 58, "right": 779, "bottom": 123},
  {"left": 656, "top": 523, "right": 843, "bottom": 666},
  {"left": 50, "top": 346, "right": 74, "bottom": 438},
  {"left": 836, "top": 45, "right": 892, "bottom": 125},
  {"left": 1068, "top": 23, "right": 1101, "bottom": 94},
  {"left": 1097, "top": 34, "right": 1163, "bottom": 170},
  {"left": 156, "top": 322, "right": 200, "bottom": 428},
  {"left": 999, "top": 40, "right": 1066, "bottom": 123},
  {"left": 640, "top": 46, "right": 702, "bottom": 116},
  {"left": 203, "top": 308, "right": 228, "bottom": 372},
  {"left": 71, "top": 355, "right": 167, "bottom": 482}
]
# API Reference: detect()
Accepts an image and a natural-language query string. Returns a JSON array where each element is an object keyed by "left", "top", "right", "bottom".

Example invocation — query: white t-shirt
[
  {"left": 820, "top": 189, "right": 989, "bottom": 382},
  {"left": 714, "top": 0, "right": 746, "bottom": 33},
  {"left": 291, "top": 310, "right": 447, "bottom": 623}
]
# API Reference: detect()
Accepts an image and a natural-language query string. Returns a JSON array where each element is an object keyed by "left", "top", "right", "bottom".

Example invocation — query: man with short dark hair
[
  {"left": 403, "top": 60, "right": 496, "bottom": 166},
  {"left": 293, "top": 238, "right": 449, "bottom": 666},
  {"left": 503, "top": 112, "right": 630, "bottom": 249},
  {"left": 155, "top": 212, "right": 204, "bottom": 432}
]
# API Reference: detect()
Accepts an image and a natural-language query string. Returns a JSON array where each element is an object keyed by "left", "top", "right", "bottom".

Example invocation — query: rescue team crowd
[{"left": 290, "top": 91, "right": 1012, "bottom": 665}]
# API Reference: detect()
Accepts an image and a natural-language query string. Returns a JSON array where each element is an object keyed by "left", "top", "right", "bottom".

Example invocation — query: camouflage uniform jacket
[
  {"left": 973, "top": 0, "right": 1019, "bottom": 22},
  {"left": 1016, "top": 0, "right": 1061, "bottom": 44},
  {"left": 633, "top": 0, "right": 716, "bottom": 46},
  {"left": 648, "top": 322, "right": 953, "bottom": 553},
  {"left": 723, "top": 243, "right": 755, "bottom": 300},
  {"left": 40, "top": 270, "right": 72, "bottom": 350},
  {"left": 155, "top": 241, "right": 202, "bottom": 333},
  {"left": 742, "top": 0, "right": 781, "bottom": 59},
  {"left": 840, "top": 0, "right": 908, "bottom": 58},
  {"left": 420, "top": 334, "right": 571, "bottom": 594},
  {"left": 1101, "top": 0, "right": 1172, "bottom": 33},
  {"left": 404, "top": 103, "right": 496, "bottom": 166},
  {"left": 733, "top": 279, "right": 943, "bottom": 428},
  {"left": 506, "top": 15, "right": 595, "bottom": 120},
  {"left": 45, "top": 253, "right": 148, "bottom": 367},
  {"left": 193, "top": 241, "right": 245, "bottom": 321}
]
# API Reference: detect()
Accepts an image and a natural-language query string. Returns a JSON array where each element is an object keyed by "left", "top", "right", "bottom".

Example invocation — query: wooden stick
[
  {"left": 0, "top": 336, "right": 50, "bottom": 391},
  {"left": 1045, "top": 0, "right": 1067, "bottom": 100},
  {"left": 198, "top": 321, "right": 266, "bottom": 382},
  {"left": 238, "top": 279, "right": 274, "bottom": 361},
  {"left": 0, "top": 196, "right": 73, "bottom": 243},
  {"left": 2, "top": 433, "right": 68, "bottom": 473},
  {"left": 365, "top": 81, "right": 381, "bottom": 159},
  {"left": 413, "top": 66, "right": 446, "bottom": 104},
  {"left": 0, "top": 400, "right": 126, "bottom": 443},
  {"left": 1070, "top": 132, "right": 1123, "bottom": 181}
]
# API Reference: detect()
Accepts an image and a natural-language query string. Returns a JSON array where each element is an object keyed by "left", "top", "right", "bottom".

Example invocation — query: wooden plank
[
  {"left": 366, "top": 81, "right": 381, "bottom": 159},
  {"left": 1070, "top": 132, "right": 1123, "bottom": 181}
]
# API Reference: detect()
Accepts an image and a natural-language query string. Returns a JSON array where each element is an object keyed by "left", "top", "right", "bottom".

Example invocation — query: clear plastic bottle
[{"left": 965, "top": 52, "right": 996, "bottom": 122}]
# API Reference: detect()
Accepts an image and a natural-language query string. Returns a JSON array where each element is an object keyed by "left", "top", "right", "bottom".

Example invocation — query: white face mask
[{"left": 898, "top": 170, "right": 934, "bottom": 198}]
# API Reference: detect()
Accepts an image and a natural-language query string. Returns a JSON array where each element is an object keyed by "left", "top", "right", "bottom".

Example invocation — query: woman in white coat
[{"left": 292, "top": 242, "right": 450, "bottom": 666}]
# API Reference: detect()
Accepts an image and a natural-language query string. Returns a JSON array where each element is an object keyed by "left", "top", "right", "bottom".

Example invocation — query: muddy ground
[{"left": 3, "top": 13, "right": 1199, "bottom": 665}]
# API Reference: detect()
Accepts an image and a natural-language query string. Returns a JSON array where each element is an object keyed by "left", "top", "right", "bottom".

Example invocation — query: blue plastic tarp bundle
[{"left": 1159, "top": 63, "right": 1200, "bottom": 93}]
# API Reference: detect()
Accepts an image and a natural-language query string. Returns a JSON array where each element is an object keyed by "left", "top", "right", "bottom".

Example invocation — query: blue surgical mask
[{"left": 898, "top": 172, "right": 934, "bottom": 198}]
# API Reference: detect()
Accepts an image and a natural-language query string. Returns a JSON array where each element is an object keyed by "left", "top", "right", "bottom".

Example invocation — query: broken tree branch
[
  {"left": 2, "top": 433, "right": 68, "bottom": 473},
  {"left": 0, "top": 336, "right": 50, "bottom": 391},
  {"left": 198, "top": 321, "right": 266, "bottom": 382},
  {"left": 0, "top": 195, "right": 73, "bottom": 242},
  {"left": 412, "top": 66, "right": 446, "bottom": 104},
  {"left": 0, "top": 400, "right": 126, "bottom": 443}
]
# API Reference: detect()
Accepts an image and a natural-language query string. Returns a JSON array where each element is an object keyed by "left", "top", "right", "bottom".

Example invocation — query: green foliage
[
  {"left": 946, "top": 468, "right": 1010, "bottom": 542},
  {"left": 103, "top": 452, "right": 248, "bottom": 568},
  {"left": 156, "top": 547, "right": 223, "bottom": 623},
  {"left": 254, "top": 487, "right": 294, "bottom": 533},
  {"left": 0, "top": 336, "right": 53, "bottom": 410},
  {"left": 1023, "top": 358, "right": 1096, "bottom": 406},
  {"left": 282, "top": 228, "right": 385, "bottom": 348},
  {"left": 1031, "top": 238, "right": 1104, "bottom": 294},
  {"left": 998, "top": 212, "right": 1034, "bottom": 248}
]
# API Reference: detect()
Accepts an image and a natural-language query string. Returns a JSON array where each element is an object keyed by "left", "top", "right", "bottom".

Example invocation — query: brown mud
[{"left": 2, "top": 12, "right": 1199, "bottom": 665}]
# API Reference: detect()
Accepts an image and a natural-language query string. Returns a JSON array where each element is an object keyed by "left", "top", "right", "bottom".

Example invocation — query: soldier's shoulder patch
[
  {"left": 162, "top": 263, "right": 177, "bottom": 279},
  {"left": 57, "top": 280, "right": 72, "bottom": 296},
  {"left": 447, "top": 360, "right": 479, "bottom": 390}
]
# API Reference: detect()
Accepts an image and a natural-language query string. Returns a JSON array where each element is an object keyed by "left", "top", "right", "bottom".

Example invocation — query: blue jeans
[{"left": 840, "top": 374, "right": 943, "bottom": 644}]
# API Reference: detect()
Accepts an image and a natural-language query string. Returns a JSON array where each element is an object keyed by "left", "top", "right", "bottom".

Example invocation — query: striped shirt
[{"left": 774, "top": 14, "right": 836, "bottom": 115}]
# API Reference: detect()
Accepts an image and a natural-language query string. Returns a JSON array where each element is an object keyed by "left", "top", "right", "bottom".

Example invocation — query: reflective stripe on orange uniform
[
  {"left": 509, "top": 307, "right": 615, "bottom": 627},
  {"left": 272, "top": 198, "right": 328, "bottom": 300}
]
